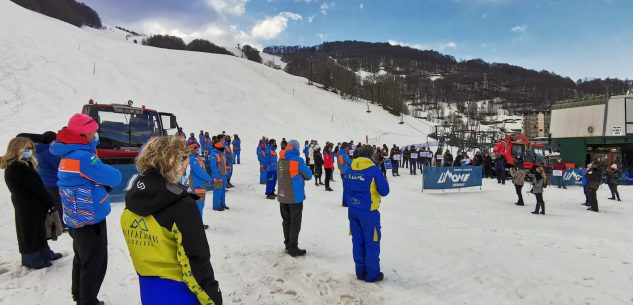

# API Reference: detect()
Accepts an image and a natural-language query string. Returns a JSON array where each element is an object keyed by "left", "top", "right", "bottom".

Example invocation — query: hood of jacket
[
  {"left": 351, "top": 157, "right": 377, "bottom": 171},
  {"left": 50, "top": 127, "right": 97, "bottom": 157},
  {"left": 125, "top": 168, "right": 196, "bottom": 216},
  {"left": 279, "top": 147, "right": 299, "bottom": 160}
]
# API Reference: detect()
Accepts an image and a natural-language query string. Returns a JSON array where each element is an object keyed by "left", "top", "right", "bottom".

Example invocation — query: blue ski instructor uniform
[{"left": 344, "top": 145, "right": 389, "bottom": 282}]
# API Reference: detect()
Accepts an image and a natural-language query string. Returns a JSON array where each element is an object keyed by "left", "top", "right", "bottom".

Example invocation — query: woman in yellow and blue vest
[{"left": 121, "top": 136, "right": 222, "bottom": 305}]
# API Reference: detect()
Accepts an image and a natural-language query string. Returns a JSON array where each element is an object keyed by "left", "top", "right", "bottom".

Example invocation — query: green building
[{"left": 550, "top": 94, "right": 633, "bottom": 168}]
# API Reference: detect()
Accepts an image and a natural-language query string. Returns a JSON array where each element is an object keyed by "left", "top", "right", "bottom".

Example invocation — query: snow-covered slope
[
  {"left": 1, "top": 0, "right": 427, "bottom": 148},
  {"left": 2, "top": 2, "right": 633, "bottom": 305}
]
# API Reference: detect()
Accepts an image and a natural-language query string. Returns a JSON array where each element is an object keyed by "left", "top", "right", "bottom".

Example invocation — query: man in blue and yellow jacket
[
  {"left": 344, "top": 145, "right": 389, "bottom": 282},
  {"left": 277, "top": 140, "right": 312, "bottom": 257}
]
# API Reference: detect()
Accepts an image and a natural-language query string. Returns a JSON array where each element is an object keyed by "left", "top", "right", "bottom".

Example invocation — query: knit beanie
[
  {"left": 288, "top": 139, "right": 300, "bottom": 152},
  {"left": 67, "top": 113, "right": 99, "bottom": 136}
]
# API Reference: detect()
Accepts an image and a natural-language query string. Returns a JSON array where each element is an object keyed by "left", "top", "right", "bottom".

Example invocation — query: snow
[{"left": 1, "top": 2, "right": 633, "bottom": 305}]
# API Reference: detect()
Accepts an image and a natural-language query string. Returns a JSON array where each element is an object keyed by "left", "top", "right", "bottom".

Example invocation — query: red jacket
[
  {"left": 323, "top": 152, "right": 334, "bottom": 169},
  {"left": 553, "top": 163, "right": 566, "bottom": 171}
]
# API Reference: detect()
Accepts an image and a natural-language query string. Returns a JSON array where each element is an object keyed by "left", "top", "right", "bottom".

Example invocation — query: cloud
[
  {"left": 320, "top": 2, "right": 335, "bottom": 15},
  {"left": 511, "top": 25, "right": 527, "bottom": 33},
  {"left": 251, "top": 12, "right": 302, "bottom": 40},
  {"left": 439, "top": 42, "right": 457, "bottom": 50},
  {"left": 316, "top": 33, "right": 328, "bottom": 40},
  {"left": 308, "top": 15, "right": 316, "bottom": 23},
  {"left": 206, "top": 0, "right": 249, "bottom": 16},
  {"left": 360, "top": 3, "right": 364, "bottom": 10}
]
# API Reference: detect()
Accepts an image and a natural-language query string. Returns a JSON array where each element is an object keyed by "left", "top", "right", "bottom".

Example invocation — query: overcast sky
[{"left": 81, "top": 0, "right": 633, "bottom": 81}]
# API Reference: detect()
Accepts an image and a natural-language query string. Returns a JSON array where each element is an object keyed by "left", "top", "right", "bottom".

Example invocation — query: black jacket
[
  {"left": 313, "top": 150, "right": 324, "bottom": 167},
  {"left": 4, "top": 160, "right": 53, "bottom": 254},
  {"left": 586, "top": 168, "right": 603, "bottom": 190},
  {"left": 122, "top": 169, "right": 222, "bottom": 305}
]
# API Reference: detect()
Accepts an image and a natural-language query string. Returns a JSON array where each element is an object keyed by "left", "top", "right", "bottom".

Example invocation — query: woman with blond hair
[
  {"left": 1, "top": 137, "right": 63, "bottom": 269},
  {"left": 121, "top": 136, "right": 222, "bottom": 305}
]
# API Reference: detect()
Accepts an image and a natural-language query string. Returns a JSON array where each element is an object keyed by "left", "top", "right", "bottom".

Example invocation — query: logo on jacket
[
  {"left": 438, "top": 170, "right": 471, "bottom": 183},
  {"left": 136, "top": 181, "right": 146, "bottom": 190},
  {"left": 347, "top": 174, "right": 366, "bottom": 181},
  {"left": 131, "top": 218, "right": 149, "bottom": 232}
]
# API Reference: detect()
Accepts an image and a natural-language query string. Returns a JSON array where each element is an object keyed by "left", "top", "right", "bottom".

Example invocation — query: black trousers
[
  {"left": 608, "top": 183, "right": 620, "bottom": 200},
  {"left": 325, "top": 168, "right": 333, "bottom": 189},
  {"left": 392, "top": 160, "right": 399, "bottom": 175},
  {"left": 410, "top": 159, "right": 417, "bottom": 174},
  {"left": 514, "top": 185, "right": 524, "bottom": 204},
  {"left": 402, "top": 158, "right": 408, "bottom": 168},
  {"left": 69, "top": 220, "right": 108, "bottom": 305},
  {"left": 588, "top": 188, "right": 599, "bottom": 211},
  {"left": 534, "top": 193, "right": 545, "bottom": 213},
  {"left": 46, "top": 187, "right": 65, "bottom": 227},
  {"left": 280, "top": 203, "right": 303, "bottom": 250},
  {"left": 315, "top": 165, "right": 323, "bottom": 182},
  {"left": 497, "top": 169, "right": 506, "bottom": 184}
]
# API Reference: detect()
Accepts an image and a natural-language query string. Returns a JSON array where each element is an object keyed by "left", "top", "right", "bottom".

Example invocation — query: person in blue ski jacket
[
  {"left": 187, "top": 133, "right": 198, "bottom": 146},
  {"left": 303, "top": 141, "right": 311, "bottom": 164},
  {"left": 198, "top": 131, "right": 205, "bottom": 146},
  {"left": 209, "top": 140, "right": 228, "bottom": 211},
  {"left": 35, "top": 131, "right": 64, "bottom": 227},
  {"left": 224, "top": 136, "right": 235, "bottom": 188},
  {"left": 277, "top": 140, "right": 313, "bottom": 257},
  {"left": 188, "top": 143, "right": 212, "bottom": 218},
  {"left": 233, "top": 134, "right": 241, "bottom": 164},
  {"left": 337, "top": 142, "right": 353, "bottom": 207},
  {"left": 344, "top": 145, "right": 389, "bottom": 282},
  {"left": 50, "top": 114, "right": 123, "bottom": 305},
  {"left": 200, "top": 132, "right": 211, "bottom": 156},
  {"left": 579, "top": 165, "right": 589, "bottom": 205},
  {"left": 257, "top": 139, "right": 268, "bottom": 185},
  {"left": 265, "top": 139, "right": 278, "bottom": 199}
]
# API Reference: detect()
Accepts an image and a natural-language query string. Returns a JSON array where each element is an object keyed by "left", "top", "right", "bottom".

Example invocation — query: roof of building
[{"left": 551, "top": 96, "right": 610, "bottom": 110}]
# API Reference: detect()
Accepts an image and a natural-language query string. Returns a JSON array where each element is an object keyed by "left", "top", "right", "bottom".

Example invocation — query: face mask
[
  {"left": 22, "top": 149, "right": 33, "bottom": 159},
  {"left": 94, "top": 133, "right": 100, "bottom": 142}
]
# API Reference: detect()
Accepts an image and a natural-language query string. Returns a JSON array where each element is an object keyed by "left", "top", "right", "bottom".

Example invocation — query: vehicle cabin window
[{"left": 97, "top": 111, "right": 161, "bottom": 146}]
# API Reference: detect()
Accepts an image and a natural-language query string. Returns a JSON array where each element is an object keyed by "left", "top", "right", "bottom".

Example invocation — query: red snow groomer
[
  {"left": 82, "top": 100, "right": 180, "bottom": 201},
  {"left": 493, "top": 133, "right": 547, "bottom": 169}
]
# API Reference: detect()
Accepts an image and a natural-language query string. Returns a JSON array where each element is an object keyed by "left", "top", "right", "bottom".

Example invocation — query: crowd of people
[{"left": 1, "top": 113, "right": 627, "bottom": 304}]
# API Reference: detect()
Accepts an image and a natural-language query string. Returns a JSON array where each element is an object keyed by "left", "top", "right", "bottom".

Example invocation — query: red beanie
[{"left": 67, "top": 113, "right": 99, "bottom": 136}]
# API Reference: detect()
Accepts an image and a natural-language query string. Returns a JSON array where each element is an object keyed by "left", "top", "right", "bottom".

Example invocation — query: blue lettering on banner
[
  {"left": 423, "top": 166, "right": 483, "bottom": 190},
  {"left": 561, "top": 169, "right": 584, "bottom": 186}
]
